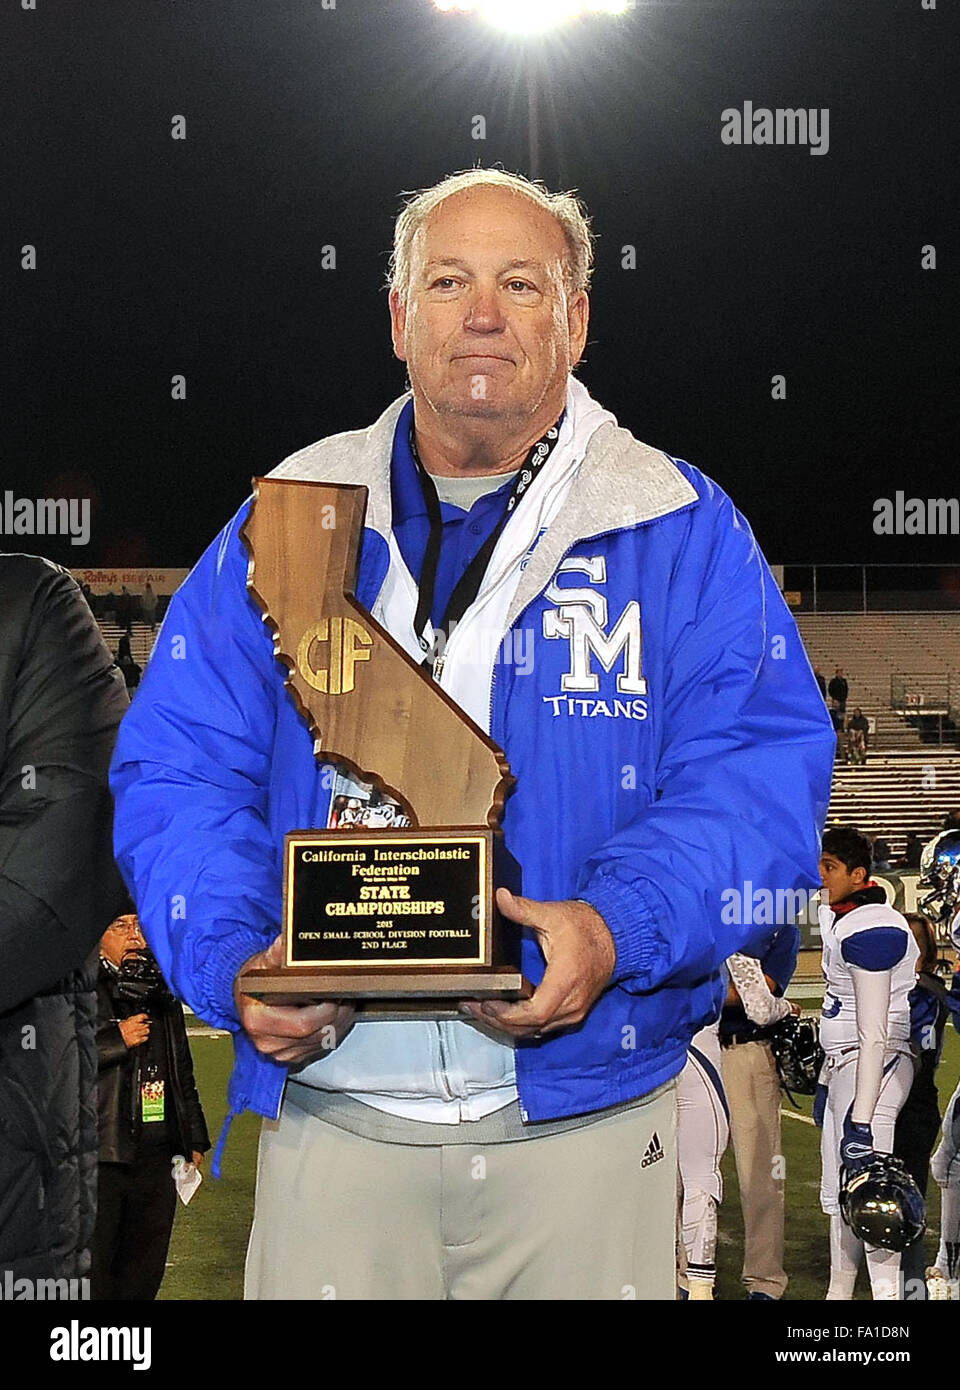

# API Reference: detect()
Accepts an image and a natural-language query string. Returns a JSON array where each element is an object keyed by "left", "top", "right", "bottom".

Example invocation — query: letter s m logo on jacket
[{"left": 542, "top": 557, "right": 647, "bottom": 695}]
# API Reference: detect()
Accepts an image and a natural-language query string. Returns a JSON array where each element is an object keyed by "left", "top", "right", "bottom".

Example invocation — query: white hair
[{"left": 387, "top": 167, "right": 595, "bottom": 305}]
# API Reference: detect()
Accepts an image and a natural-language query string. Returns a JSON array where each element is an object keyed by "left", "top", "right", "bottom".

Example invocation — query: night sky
[{"left": 3, "top": 0, "right": 956, "bottom": 577}]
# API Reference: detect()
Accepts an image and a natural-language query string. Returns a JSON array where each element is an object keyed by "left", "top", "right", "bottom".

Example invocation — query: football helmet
[
  {"left": 918, "top": 829, "right": 960, "bottom": 934},
  {"left": 769, "top": 1013, "right": 824, "bottom": 1098},
  {"left": 839, "top": 1153, "right": 925, "bottom": 1251}
]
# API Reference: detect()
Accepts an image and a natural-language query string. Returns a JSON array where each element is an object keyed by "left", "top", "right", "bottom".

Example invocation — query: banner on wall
[{"left": 71, "top": 567, "right": 189, "bottom": 595}]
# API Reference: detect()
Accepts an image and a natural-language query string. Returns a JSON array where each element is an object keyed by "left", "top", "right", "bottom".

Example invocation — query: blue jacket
[{"left": 109, "top": 391, "right": 835, "bottom": 1161}]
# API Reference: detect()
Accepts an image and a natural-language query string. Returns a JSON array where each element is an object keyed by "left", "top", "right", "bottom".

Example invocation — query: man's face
[
  {"left": 389, "top": 187, "right": 589, "bottom": 431},
  {"left": 100, "top": 914, "right": 145, "bottom": 967},
  {"left": 819, "top": 853, "right": 865, "bottom": 904}
]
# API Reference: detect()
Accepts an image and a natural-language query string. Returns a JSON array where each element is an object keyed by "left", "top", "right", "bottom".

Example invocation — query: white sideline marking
[{"left": 781, "top": 1109, "right": 816, "bottom": 1126}]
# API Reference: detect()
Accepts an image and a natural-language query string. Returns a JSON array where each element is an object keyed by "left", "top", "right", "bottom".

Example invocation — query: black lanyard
[{"left": 409, "top": 414, "right": 564, "bottom": 662}]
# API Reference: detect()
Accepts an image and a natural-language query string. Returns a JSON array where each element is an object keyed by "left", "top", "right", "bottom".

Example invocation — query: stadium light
[
  {"left": 432, "top": 0, "right": 634, "bottom": 178},
  {"left": 432, "top": 1, "right": 632, "bottom": 36}
]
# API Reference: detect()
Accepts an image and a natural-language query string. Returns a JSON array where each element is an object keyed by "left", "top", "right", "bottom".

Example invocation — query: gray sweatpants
[{"left": 244, "top": 1083, "right": 677, "bottom": 1300}]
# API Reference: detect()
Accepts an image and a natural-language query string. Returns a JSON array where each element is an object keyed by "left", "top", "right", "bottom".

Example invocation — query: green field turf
[{"left": 159, "top": 1027, "right": 960, "bottom": 1301}]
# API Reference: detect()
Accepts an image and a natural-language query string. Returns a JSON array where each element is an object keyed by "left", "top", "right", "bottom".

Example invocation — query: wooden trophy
[{"left": 236, "top": 476, "right": 530, "bottom": 1014}]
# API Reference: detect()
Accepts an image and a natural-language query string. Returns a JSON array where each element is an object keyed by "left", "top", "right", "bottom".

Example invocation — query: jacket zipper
[
  {"left": 435, "top": 1021, "right": 457, "bottom": 1101},
  {"left": 487, "top": 657, "right": 498, "bottom": 748}
]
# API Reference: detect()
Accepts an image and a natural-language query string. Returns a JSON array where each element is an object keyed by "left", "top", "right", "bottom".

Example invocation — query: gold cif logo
[{"left": 297, "top": 617, "right": 372, "bottom": 695}]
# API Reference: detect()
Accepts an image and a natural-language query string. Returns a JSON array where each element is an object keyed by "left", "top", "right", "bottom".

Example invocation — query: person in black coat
[
  {"left": 116, "top": 585, "right": 132, "bottom": 630},
  {"left": 827, "top": 667, "right": 849, "bottom": 712},
  {"left": 91, "top": 908, "right": 210, "bottom": 1300},
  {"left": 0, "top": 555, "right": 128, "bottom": 1288}
]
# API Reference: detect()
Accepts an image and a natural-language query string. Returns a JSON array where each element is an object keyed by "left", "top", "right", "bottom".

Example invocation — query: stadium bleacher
[
  {"left": 825, "top": 751, "right": 960, "bottom": 861},
  {"left": 795, "top": 612, "right": 960, "bottom": 749}
]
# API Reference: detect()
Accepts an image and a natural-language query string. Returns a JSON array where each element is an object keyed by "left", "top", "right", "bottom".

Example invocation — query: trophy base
[{"left": 239, "top": 965, "right": 531, "bottom": 1012}]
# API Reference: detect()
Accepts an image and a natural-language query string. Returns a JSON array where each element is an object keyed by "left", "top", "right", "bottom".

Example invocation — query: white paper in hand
[{"left": 171, "top": 1154, "right": 203, "bottom": 1207}]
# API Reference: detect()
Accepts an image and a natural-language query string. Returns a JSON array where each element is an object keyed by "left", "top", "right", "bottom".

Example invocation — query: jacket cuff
[
  {"left": 578, "top": 873, "right": 659, "bottom": 987},
  {"left": 199, "top": 926, "right": 274, "bottom": 1030},
  {"left": 97, "top": 1021, "right": 129, "bottom": 1068}
]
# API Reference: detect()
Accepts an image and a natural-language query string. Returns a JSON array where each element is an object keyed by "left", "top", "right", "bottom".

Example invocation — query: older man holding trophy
[{"left": 111, "top": 168, "right": 834, "bottom": 1300}]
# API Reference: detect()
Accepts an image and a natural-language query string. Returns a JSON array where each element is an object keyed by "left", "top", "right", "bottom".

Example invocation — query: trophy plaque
[{"left": 237, "top": 476, "right": 530, "bottom": 1014}]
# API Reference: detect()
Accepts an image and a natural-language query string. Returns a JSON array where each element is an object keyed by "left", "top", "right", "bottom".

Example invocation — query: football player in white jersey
[{"left": 817, "top": 827, "right": 919, "bottom": 1300}]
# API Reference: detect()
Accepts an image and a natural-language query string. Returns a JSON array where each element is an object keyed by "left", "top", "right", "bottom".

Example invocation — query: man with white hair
[{"left": 111, "top": 168, "right": 834, "bottom": 1300}]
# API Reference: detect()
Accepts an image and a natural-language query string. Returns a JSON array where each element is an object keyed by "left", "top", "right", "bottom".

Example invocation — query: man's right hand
[
  {"left": 234, "top": 935, "right": 356, "bottom": 1065},
  {"left": 119, "top": 1013, "right": 151, "bottom": 1048}
]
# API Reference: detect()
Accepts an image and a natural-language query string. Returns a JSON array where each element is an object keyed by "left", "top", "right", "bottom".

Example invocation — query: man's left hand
[
  {"left": 459, "top": 888, "right": 616, "bottom": 1040},
  {"left": 191, "top": 1151, "right": 205, "bottom": 1168}
]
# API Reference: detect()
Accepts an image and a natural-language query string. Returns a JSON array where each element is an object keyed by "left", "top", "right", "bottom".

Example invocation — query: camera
[{"left": 115, "top": 947, "right": 173, "bottom": 1008}]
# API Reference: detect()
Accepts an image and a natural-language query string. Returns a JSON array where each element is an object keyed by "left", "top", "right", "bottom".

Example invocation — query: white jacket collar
[{"left": 267, "top": 377, "right": 700, "bottom": 624}]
